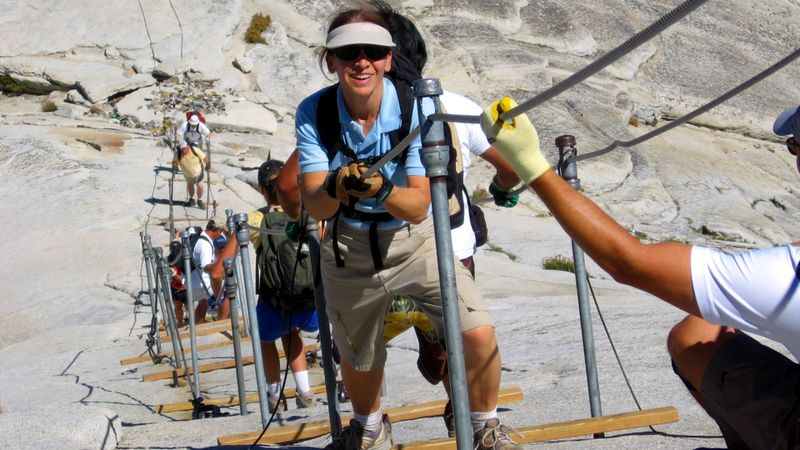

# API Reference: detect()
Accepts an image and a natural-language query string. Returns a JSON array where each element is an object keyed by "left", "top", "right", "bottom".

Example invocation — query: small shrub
[
  {"left": 542, "top": 254, "right": 575, "bottom": 273},
  {"left": 488, "top": 243, "right": 517, "bottom": 261},
  {"left": 245, "top": 13, "right": 271, "bottom": 44},
  {"left": 41, "top": 100, "right": 57, "bottom": 112}
]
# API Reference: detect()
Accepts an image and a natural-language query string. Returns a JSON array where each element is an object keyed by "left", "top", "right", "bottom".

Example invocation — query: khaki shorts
[{"left": 321, "top": 215, "right": 492, "bottom": 371}]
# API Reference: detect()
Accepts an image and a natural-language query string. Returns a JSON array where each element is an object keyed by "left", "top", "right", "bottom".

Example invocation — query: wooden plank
[
  {"left": 159, "top": 324, "right": 240, "bottom": 341},
  {"left": 157, "top": 384, "right": 328, "bottom": 413},
  {"left": 217, "top": 386, "right": 524, "bottom": 446},
  {"left": 142, "top": 344, "right": 319, "bottom": 382},
  {"left": 158, "top": 318, "right": 243, "bottom": 340},
  {"left": 392, "top": 406, "right": 679, "bottom": 450},
  {"left": 120, "top": 337, "right": 252, "bottom": 366}
]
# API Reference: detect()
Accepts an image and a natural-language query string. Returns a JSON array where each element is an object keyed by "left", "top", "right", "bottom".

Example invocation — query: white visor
[{"left": 325, "top": 22, "right": 395, "bottom": 49}]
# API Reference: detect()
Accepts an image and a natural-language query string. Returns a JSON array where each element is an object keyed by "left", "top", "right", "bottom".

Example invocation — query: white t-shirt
[
  {"left": 440, "top": 91, "right": 492, "bottom": 260},
  {"left": 184, "top": 231, "right": 215, "bottom": 296},
  {"left": 176, "top": 121, "right": 211, "bottom": 148},
  {"left": 692, "top": 244, "right": 800, "bottom": 360}
]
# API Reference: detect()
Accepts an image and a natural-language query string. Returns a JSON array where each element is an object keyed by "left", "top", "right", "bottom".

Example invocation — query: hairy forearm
[{"left": 301, "top": 172, "right": 340, "bottom": 221}]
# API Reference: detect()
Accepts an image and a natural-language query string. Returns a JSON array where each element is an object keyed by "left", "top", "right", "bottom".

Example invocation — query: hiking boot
[
  {"left": 197, "top": 199, "right": 206, "bottom": 209},
  {"left": 186, "top": 197, "right": 195, "bottom": 207},
  {"left": 295, "top": 391, "right": 316, "bottom": 409},
  {"left": 443, "top": 399, "right": 455, "bottom": 438},
  {"left": 268, "top": 394, "right": 287, "bottom": 413},
  {"left": 325, "top": 415, "right": 392, "bottom": 450},
  {"left": 473, "top": 418, "right": 523, "bottom": 450}
]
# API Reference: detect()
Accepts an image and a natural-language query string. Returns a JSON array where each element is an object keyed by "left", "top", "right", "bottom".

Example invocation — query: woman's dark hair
[{"left": 368, "top": 0, "right": 427, "bottom": 75}]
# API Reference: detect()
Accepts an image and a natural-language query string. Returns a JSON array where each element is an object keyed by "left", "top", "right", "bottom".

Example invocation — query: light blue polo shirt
[{"left": 296, "top": 77, "right": 432, "bottom": 229}]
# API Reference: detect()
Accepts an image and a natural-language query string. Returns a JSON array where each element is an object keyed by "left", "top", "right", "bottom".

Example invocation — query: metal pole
[
  {"left": 224, "top": 258, "right": 248, "bottom": 416},
  {"left": 414, "top": 78, "right": 471, "bottom": 450},
  {"left": 141, "top": 233, "right": 162, "bottom": 356},
  {"left": 205, "top": 140, "right": 211, "bottom": 220},
  {"left": 306, "top": 219, "right": 342, "bottom": 436},
  {"left": 556, "top": 135, "right": 603, "bottom": 432},
  {"left": 154, "top": 246, "right": 183, "bottom": 370},
  {"left": 227, "top": 209, "right": 250, "bottom": 338},
  {"left": 233, "top": 213, "right": 270, "bottom": 427},
  {"left": 181, "top": 229, "right": 201, "bottom": 400},
  {"left": 146, "top": 235, "right": 170, "bottom": 346}
]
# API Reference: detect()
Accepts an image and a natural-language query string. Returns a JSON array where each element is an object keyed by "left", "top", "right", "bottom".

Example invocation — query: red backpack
[{"left": 186, "top": 111, "right": 206, "bottom": 123}]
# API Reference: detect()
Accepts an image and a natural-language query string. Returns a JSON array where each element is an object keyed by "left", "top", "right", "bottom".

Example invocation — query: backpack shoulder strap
[
  {"left": 316, "top": 84, "right": 357, "bottom": 161},
  {"left": 387, "top": 78, "right": 414, "bottom": 165}
]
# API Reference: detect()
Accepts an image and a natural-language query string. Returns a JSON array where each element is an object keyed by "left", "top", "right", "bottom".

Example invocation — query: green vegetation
[
  {"left": 41, "top": 100, "right": 57, "bottom": 112},
  {"left": 542, "top": 254, "right": 575, "bottom": 273},
  {"left": 245, "top": 13, "right": 271, "bottom": 44},
  {"left": 488, "top": 243, "right": 517, "bottom": 261}
]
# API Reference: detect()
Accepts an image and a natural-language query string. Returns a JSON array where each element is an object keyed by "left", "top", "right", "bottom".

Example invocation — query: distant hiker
[
  {"left": 173, "top": 112, "right": 212, "bottom": 208},
  {"left": 295, "top": 7, "right": 519, "bottom": 449},
  {"left": 214, "top": 159, "right": 319, "bottom": 413},
  {"left": 184, "top": 220, "right": 227, "bottom": 324},
  {"left": 483, "top": 98, "right": 800, "bottom": 450},
  {"left": 166, "top": 240, "right": 188, "bottom": 324}
]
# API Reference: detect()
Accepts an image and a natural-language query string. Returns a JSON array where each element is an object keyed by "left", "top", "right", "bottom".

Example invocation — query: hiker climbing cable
[
  {"left": 482, "top": 97, "right": 800, "bottom": 450},
  {"left": 173, "top": 111, "right": 212, "bottom": 209},
  {"left": 213, "top": 159, "right": 319, "bottom": 414},
  {"left": 183, "top": 220, "right": 227, "bottom": 324},
  {"left": 294, "top": 6, "right": 519, "bottom": 449}
]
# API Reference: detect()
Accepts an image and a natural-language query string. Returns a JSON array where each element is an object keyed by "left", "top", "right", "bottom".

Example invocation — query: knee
[
  {"left": 667, "top": 315, "right": 731, "bottom": 361},
  {"left": 462, "top": 326, "right": 495, "bottom": 346}
]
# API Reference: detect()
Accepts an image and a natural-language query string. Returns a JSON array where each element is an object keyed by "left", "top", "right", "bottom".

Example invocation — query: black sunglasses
[
  {"left": 331, "top": 45, "right": 390, "bottom": 62},
  {"left": 788, "top": 137, "right": 799, "bottom": 156}
]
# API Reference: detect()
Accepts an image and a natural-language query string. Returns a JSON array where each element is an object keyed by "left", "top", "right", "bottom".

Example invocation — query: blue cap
[
  {"left": 214, "top": 235, "right": 227, "bottom": 250},
  {"left": 773, "top": 106, "right": 800, "bottom": 137}
]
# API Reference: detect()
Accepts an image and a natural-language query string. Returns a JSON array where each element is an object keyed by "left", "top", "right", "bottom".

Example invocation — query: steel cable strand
[
  {"left": 500, "top": 0, "right": 709, "bottom": 120},
  {"left": 577, "top": 47, "right": 800, "bottom": 162},
  {"left": 167, "top": 0, "right": 184, "bottom": 59}
]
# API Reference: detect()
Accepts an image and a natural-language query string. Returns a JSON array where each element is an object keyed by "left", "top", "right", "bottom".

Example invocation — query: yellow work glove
[{"left": 481, "top": 97, "right": 548, "bottom": 184}]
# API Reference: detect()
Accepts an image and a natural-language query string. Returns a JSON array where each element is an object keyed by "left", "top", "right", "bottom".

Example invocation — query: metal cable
[
  {"left": 167, "top": 0, "right": 184, "bottom": 59},
  {"left": 500, "top": 0, "right": 709, "bottom": 120},
  {"left": 577, "top": 48, "right": 800, "bottom": 162},
  {"left": 136, "top": 0, "right": 158, "bottom": 73}
]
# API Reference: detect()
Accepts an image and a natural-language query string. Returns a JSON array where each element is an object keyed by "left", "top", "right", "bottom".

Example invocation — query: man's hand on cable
[
  {"left": 488, "top": 179, "right": 519, "bottom": 207},
  {"left": 481, "top": 97, "right": 549, "bottom": 184}
]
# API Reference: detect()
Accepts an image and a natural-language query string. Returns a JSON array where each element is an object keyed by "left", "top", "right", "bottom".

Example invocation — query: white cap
[
  {"left": 325, "top": 22, "right": 395, "bottom": 49},
  {"left": 189, "top": 115, "right": 200, "bottom": 126}
]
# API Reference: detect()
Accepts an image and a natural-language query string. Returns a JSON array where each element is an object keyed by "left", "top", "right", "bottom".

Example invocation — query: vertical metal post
[
  {"left": 141, "top": 233, "right": 162, "bottom": 355},
  {"left": 305, "top": 220, "right": 341, "bottom": 436},
  {"left": 233, "top": 213, "right": 270, "bottom": 427},
  {"left": 205, "top": 140, "right": 211, "bottom": 220},
  {"left": 154, "top": 247, "right": 182, "bottom": 370},
  {"left": 227, "top": 209, "right": 250, "bottom": 337},
  {"left": 146, "top": 235, "right": 169, "bottom": 344},
  {"left": 224, "top": 258, "right": 248, "bottom": 416},
  {"left": 181, "top": 229, "right": 201, "bottom": 400},
  {"left": 556, "top": 135, "right": 603, "bottom": 432},
  {"left": 414, "top": 78, "right": 471, "bottom": 450}
]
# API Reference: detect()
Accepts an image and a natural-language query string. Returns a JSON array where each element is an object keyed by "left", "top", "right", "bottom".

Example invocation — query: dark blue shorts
[{"left": 256, "top": 299, "right": 319, "bottom": 342}]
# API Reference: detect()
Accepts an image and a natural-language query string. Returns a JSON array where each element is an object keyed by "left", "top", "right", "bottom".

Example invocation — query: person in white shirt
[{"left": 483, "top": 98, "right": 800, "bottom": 450}]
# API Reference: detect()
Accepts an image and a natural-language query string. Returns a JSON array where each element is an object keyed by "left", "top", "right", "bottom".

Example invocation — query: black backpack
[
  {"left": 255, "top": 210, "right": 316, "bottom": 314},
  {"left": 314, "top": 79, "right": 468, "bottom": 229}
]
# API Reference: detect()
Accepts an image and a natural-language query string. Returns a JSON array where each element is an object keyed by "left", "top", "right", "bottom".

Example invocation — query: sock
[
  {"left": 354, "top": 410, "right": 384, "bottom": 439},
  {"left": 471, "top": 409, "right": 498, "bottom": 433},
  {"left": 293, "top": 370, "right": 311, "bottom": 394},
  {"left": 267, "top": 382, "right": 281, "bottom": 397}
]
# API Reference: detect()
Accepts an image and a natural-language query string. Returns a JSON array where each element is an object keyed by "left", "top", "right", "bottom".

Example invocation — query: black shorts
[{"left": 699, "top": 332, "right": 800, "bottom": 449}]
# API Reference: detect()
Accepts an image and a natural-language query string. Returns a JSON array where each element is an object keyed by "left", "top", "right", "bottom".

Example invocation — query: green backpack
[{"left": 255, "top": 210, "right": 316, "bottom": 314}]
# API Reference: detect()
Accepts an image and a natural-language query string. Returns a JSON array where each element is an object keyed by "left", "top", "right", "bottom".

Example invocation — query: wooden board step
[
  {"left": 216, "top": 386, "right": 524, "bottom": 446},
  {"left": 392, "top": 406, "right": 679, "bottom": 449},
  {"left": 158, "top": 318, "right": 244, "bottom": 340},
  {"left": 157, "top": 383, "right": 328, "bottom": 413},
  {"left": 120, "top": 337, "right": 252, "bottom": 366},
  {"left": 142, "top": 344, "right": 319, "bottom": 382}
]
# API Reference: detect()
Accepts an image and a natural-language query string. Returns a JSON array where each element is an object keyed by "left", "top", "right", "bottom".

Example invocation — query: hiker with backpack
[
  {"left": 482, "top": 98, "right": 800, "bottom": 449},
  {"left": 172, "top": 112, "right": 212, "bottom": 209},
  {"left": 294, "top": 7, "right": 520, "bottom": 449},
  {"left": 213, "top": 159, "right": 319, "bottom": 413},
  {"left": 183, "top": 220, "right": 228, "bottom": 324}
]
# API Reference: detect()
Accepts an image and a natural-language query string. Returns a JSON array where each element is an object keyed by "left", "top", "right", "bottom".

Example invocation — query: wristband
[{"left": 374, "top": 179, "right": 394, "bottom": 205}]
